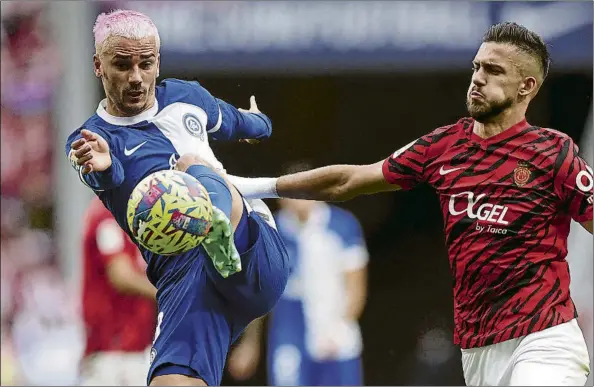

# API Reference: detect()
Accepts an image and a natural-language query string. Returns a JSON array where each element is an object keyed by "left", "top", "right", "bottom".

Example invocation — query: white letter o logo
[{"left": 576, "top": 167, "right": 594, "bottom": 193}]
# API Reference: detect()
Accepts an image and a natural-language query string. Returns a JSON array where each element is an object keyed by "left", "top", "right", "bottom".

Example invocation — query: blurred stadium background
[{"left": 0, "top": 1, "right": 591, "bottom": 385}]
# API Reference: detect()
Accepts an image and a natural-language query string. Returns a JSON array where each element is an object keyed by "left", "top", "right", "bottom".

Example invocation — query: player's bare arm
[
  {"left": 344, "top": 266, "right": 368, "bottom": 321},
  {"left": 275, "top": 160, "right": 399, "bottom": 202},
  {"left": 106, "top": 254, "right": 157, "bottom": 299},
  {"left": 581, "top": 220, "right": 592, "bottom": 234},
  {"left": 70, "top": 129, "right": 112, "bottom": 174}
]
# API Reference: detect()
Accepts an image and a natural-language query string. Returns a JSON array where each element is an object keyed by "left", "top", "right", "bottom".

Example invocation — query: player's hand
[
  {"left": 238, "top": 96, "right": 262, "bottom": 145},
  {"left": 70, "top": 129, "right": 112, "bottom": 174},
  {"left": 317, "top": 337, "right": 340, "bottom": 360},
  {"left": 238, "top": 95, "right": 261, "bottom": 114},
  {"left": 227, "top": 341, "right": 260, "bottom": 381}
]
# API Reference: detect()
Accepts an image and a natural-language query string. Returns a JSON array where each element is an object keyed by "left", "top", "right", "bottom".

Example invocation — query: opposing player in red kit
[
  {"left": 80, "top": 198, "right": 157, "bottom": 385},
  {"left": 230, "top": 22, "right": 593, "bottom": 385}
]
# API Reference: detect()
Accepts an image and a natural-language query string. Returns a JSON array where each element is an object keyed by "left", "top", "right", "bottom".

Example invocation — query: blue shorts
[
  {"left": 147, "top": 203, "right": 290, "bottom": 385},
  {"left": 267, "top": 299, "right": 363, "bottom": 386},
  {"left": 268, "top": 341, "right": 363, "bottom": 386}
]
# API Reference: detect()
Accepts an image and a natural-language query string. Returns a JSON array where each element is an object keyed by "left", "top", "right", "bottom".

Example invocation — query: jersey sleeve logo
[
  {"left": 182, "top": 113, "right": 205, "bottom": 141},
  {"left": 513, "top": 162, "right": 531, "bottom": 187},
  {"left": 576, "top": 165, "right": 593, "bottom": 193}
]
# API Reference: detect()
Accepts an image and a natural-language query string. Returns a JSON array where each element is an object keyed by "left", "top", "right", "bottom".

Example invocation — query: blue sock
[
  {"left": 185, "top": 165, "right": 232, "bottom": 220},
  {"left": 185, "top": 165, "right": 251, "bottom": 253}
]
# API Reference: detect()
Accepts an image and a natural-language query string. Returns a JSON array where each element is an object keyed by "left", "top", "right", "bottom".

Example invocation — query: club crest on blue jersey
[{"left": 183, "top": 113, "right": 204, "bottom": 140}]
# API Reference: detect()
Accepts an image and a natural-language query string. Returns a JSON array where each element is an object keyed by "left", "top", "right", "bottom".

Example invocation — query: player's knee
[
  {"left": 150, "top": 374, "right": 208, "bottom": 386},
  {"left": 175, "top": 153, "right": 212, "bottom": 173}
]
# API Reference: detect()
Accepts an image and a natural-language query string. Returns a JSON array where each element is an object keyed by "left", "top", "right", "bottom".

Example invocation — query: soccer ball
[{"left": 126, "top": 170, "right": 213, "bottom": 255}]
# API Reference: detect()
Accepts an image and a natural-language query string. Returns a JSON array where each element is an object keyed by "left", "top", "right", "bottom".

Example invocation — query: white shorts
[
  {"left": 80, "top": 350, "right": 150, "bottom": 386},
  {"left": 461, "top": 319, "right": 591, "bottom": 386}
]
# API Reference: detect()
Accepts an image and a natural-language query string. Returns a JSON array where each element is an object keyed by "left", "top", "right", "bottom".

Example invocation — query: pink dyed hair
[{"left": 93, "top": 9, "right": 160, "bottom": 55}]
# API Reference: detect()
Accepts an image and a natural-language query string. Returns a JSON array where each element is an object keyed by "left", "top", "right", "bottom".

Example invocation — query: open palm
[{"left": 70, "top": 129, "right": 112, "bottom": 174}]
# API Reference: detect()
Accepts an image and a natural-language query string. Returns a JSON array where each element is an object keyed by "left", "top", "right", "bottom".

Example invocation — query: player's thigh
[
  {"left": 147, "top": 259, "right": 232, "bottom": 386},
  {"left": 311, "top": 357, "right": 363, "bottom": 386},
  {"left": 206, "top": 199, "right": 291, "bottom": 322},
  {"left": 509, "top": 319, "right": 590, "bottom": 386}
]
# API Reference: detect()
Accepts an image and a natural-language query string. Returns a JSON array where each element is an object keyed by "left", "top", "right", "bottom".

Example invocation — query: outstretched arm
[
  {"left": 228, "top": 161, "right": 400, "bottom": 201},
  {"left": 228, "top": 137, "right": 428, "bottom": 201},
  {"left": 276, "top": 161, "right": 399, "bottom": 201}
]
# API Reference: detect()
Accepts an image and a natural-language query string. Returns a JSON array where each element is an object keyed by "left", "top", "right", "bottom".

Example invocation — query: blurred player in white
[
  {"left": 567, "top": 112, "right": 594, "bottom": 386},
  {"left": 228, "top": 162, "right": 368, "bottom": 386},
  {"left": 79, "top": 197, "right": 156, "bottom": 385}
]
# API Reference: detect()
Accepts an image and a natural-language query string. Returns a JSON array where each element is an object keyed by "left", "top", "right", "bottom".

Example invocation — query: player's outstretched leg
[
  {"left": 177, "top": 153, "right": 290, "bottom": 321},
  {"left": 151, "top": 154, "right": 289, "bottom": 387},
  {"left": 174, "top": 154, "right": 244, "bottom": 278}
]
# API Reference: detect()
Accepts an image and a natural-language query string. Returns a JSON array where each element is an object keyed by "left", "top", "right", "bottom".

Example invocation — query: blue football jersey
[
  {"left": 270, "top": 203, "right": 369, "bottom": 361},
  {"left": 65, "top": 78, "right": 272, "bottom": 283}
]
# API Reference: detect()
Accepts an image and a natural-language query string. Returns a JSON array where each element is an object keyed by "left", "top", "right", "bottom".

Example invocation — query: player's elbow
[
  {"left": 332, "top": 184, "right": 356, "bottom": 202},
  {"left": 334, "top": 162, "right": 389, "bottom": 201},
  {"left": 332, "top": 167, "right": 365, "bottom": 201}
]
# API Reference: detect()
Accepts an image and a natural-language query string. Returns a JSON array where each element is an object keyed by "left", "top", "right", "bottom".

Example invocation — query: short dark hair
[{"left": 483, "top": 22, "right": 550, "bottom": 79}]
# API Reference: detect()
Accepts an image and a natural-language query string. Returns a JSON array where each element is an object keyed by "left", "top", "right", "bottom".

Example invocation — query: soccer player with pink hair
[{"left": 67, "top": 9, "right": 290, "bottom": 386}]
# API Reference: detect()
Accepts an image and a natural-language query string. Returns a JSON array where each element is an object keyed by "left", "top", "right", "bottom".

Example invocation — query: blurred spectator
[
  {"left": 0, "top": 331, "right": 18, "bottom": 386},
  {"left": 1, "top": 3, "right": 74, "bottom": 384},
  {"left": 1, "top": 196, "right": 83, "bottom": 385},
  {"left": 0, "top": 1, "right": 59, "bottom": 206},
  {"left": 10, "top": 263, "right": 84, "bottom": 386},
  {"left": 79, "top": 198, "right": 157, "bottom": 386},
  {"left": 228, "top": 162, "right": 369, "bottom": 386}
]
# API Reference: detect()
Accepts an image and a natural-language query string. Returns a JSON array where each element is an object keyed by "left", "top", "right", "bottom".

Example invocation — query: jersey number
[{"left": 153, "top": 311, "right": 164, "bottom": 344}]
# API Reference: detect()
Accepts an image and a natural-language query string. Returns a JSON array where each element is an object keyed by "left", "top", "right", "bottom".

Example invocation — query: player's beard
[
  {"left": 103, "top": 73, "right": 153, "bottom": 117},
  {"left": 466, "top": 95, "right": 514, "bottom": 123}
]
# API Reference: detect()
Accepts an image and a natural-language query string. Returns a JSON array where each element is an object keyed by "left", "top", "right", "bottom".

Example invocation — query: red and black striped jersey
[{"left": 382, "top": 117, "right": 593, "bottom": 349}]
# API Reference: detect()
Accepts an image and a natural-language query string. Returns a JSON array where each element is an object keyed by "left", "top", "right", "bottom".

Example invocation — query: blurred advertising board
[{"left": 99, "top": 1, "right": 592, "bottom": 73}]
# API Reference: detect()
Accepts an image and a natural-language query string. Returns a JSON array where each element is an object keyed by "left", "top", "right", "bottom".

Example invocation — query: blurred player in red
[
  {"left": 80, "top": 197, "right": 157, "bottom": 385},
  {"left": 232, "top": 22, "right": 593, "bottom": 386}
]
